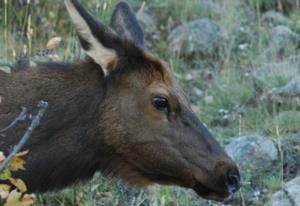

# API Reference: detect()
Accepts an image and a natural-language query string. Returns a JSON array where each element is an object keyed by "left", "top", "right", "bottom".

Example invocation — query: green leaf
[{"left": 0, "top": 169, "right": 12, "bottom": 180}]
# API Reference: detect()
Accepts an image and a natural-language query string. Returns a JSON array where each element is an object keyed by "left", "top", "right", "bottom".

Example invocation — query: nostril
[{"left": 226, "top": 171, "right": 240, "bottom": 194}]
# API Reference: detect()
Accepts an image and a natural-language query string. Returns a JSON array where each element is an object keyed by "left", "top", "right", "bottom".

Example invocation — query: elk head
[{"left": 65, "top": 0, "right": 240, "bottom": 201}]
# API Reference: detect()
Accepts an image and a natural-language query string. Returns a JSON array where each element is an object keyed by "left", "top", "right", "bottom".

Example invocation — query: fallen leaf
[
  {"left": 0, "top": 152, "right": 6, "bottom": 163},
  {"left": 46, "top": 37, "right": 62, "bottom": 49},
  {"left": 0, "top": 66, "right": 11, "bottom": 74},
  {"left": 0, "top": 190, "right": 9, "bottom": 199},
  {"left": 0, "top": 184, "right": 11, "bottom": 199},
  {"left": 9, "top": 178, "right": 27, "bottom": 193},
  {"left": 4, "top": 189, "right": 22, "bottom": 206},
  {"left": 0, "top": 184, "right": 11, "bottom": 191},
  {"left": 8, "top": 156, "right": 26, "bottom": 171},
  {"left": 21, "top": 194, "right": 34, "bottom": 206}
]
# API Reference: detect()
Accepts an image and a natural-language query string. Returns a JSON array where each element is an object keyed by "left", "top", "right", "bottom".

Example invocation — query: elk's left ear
[
  {"left": 111, "top": 1, "right": 145, "bottom": 48},
  {"left": 65, "top": 0, "right": 121, "bottom": 76}
]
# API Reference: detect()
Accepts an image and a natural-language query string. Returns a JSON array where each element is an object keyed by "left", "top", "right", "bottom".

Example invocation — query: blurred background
[{"left": 0, "top": 0, "right": 300, "bottom": 205}]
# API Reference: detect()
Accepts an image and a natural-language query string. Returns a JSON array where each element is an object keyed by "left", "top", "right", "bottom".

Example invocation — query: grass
[
  {"left": 1, "top": 0, "right": 300, "bottom": 205},
  {"left": 262, "top": 175, "right": 282, "bottom": 192}
]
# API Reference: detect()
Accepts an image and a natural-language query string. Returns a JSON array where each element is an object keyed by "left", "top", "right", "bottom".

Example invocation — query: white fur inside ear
[{"left": 64, "top": 0, "right": 117, "bottom": 76}]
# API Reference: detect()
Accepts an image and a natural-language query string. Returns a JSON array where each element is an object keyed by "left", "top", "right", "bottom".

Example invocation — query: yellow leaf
[
  {"left": 4, "top": 190, "right": 22, "bottom": 206},
  {"left": 9, "top": 178, "right": 27, "bottom": 193},
  {"left": 0, "top": 152, "right": 6, "bottom": 163},
  {"left": 21, "top": 194, "right": 35, "bottom": 206},
  {"left": 0, "top": 184, "right": 10, "bottom": 199},
  {"left": 46, "top": 37, "right": 62, "bottom": 49},
  {"left": 0, "top": 184, "right": 11, "bottom": 191},
  {"left": 8, "top": 156, "right": 26, "bottom": 171}
]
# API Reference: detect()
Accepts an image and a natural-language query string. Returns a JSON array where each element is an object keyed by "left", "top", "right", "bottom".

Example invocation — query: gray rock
[
  {"left": 193, "top": 87, "right": 204, "bottom": 98},
  {"left": 226, "top": 135, "right": 278, "bottom": 173},
  {"left": 268, "top": 26, "right": 299, "bottom": 57},
  {"left": 262, "top": 11, "right": 291, "bottom": 26},
  {"left": 280, "top": 134, "right": 300, "bottom": 180},
  {"left": 271, "top": 76, "right": 300, "bottom": 97},
  {"left": 270, "top": 176, "right": 300, "bottom": 206},
  {"left": 136, "top": 10, "right": 156, "bottom": 34},
  {"left": 167, "top": 18, "right": 222, "bottom": 57}
]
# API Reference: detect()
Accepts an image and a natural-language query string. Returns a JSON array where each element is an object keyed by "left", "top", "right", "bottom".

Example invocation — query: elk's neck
[{"left": 1, "top": 60, "right": 113, "bottom": 192}]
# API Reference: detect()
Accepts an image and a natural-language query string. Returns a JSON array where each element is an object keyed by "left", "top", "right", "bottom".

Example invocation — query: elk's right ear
[{"left": 64, "top": 0, "right": 120, "bottom": 76}]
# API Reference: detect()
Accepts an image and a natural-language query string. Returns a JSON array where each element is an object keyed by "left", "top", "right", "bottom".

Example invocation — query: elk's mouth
[{"left": 193, "top": 182, "right": 230, "bottom": 201}]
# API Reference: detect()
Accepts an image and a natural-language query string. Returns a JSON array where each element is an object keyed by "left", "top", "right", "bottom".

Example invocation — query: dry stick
[
  {"left": 277, "top": 0, "right": 283, "bottom": 11},
  {"left": 0, "top": 107, "right": 27, "bottom": 134},
  {"left": 0, "top": 101, "right": 48, "bottom": 173}
]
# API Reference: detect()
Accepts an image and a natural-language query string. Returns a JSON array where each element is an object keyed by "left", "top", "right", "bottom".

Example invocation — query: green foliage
[
  {"left": 211, "top": 69, "right": 255, "bottom": 110},
  {"left": 272, "top": 111, "right": 300, "bottom": 134},
  {"left": 261, "top": 175, "right": 282, "bottom": 192},
  {"left": 248, "top": 0, "right": 275, "bottom": 10},
  {"left": 163, "top": 0, "right": 203, "bottom": 22},
  {"left": 290, "top": 9, "right": 300, "bottom": 33}
]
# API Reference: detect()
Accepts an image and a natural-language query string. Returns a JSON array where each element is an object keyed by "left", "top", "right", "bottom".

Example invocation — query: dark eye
[{"left": 152, "top": 96, "right": 170, "bottom": 113}]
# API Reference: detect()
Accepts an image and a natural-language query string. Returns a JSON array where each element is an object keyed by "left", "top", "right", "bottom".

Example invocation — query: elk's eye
[{"left": 152, "top": 96, "right": 169, "bottom": 113}]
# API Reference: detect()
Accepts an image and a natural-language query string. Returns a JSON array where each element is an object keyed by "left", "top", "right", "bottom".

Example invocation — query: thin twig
[
  {"left": 128, "top": 190, "right": 137, "bottom": 206},
  {"left": 0, "top": 107, "right": 27, "bottom": 134},
  {"left": 117, "top": 184, "right": 138, "bottom": 206},
  {"left": 117, "top": 185, "right": 127, "bottom": 205},
  {"left": 0, "top": 101, "right": 48, "bottom": 173}
]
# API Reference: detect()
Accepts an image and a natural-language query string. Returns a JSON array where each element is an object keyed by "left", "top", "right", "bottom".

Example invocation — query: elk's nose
[{"left": 226, "top": 170, "right": 240, "bottom": 194}]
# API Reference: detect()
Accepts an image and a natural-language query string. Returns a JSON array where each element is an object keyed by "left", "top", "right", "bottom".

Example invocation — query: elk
[{"left": 0, "top": 0, "right": 240, "bottom": 201}]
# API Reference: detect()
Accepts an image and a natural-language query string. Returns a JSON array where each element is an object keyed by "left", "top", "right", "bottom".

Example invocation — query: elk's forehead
[
  {"left": 148, "top": 70, "right": 189, "bottom": 107},
  {"left": 141, "top": 52, "right": 190, "bottom": 106},
  {"left": 148, "top": 82, "right": 170, "bottom": 96}
]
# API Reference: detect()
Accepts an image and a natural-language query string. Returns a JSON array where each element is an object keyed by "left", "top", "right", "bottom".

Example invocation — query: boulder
[
  {"left": 268, "top": 26, "right": 299, "bottom": 58},
  {"left": 226, "top": 135, "right": 278, "bottom": 174},
  {"left": 281, "top": 134, "right": 300, "bottom": 180},
  {"left": 262, "top": 11, "right": 291, "bottom": 26},
  {"left": 270, "top": 176, "right": 300, "bottom": 206},
  {"left": 271, "top": 76, "right": 300, "bottom": 97},
  {"left": 167, "top": 18, "right": 222, "bottom": 57}
]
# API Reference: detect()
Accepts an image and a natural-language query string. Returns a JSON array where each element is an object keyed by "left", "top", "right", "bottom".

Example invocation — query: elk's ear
[
  {"left": 111, "top": 1, "right": 145, "bottom": 47},
  {"left": 64, "top": 0, "right": 120, "bottom": 76}
]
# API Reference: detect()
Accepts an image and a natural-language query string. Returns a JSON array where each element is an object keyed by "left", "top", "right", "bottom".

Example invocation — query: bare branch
[
  {"left": 0, "top": 107, "right": 27, "bottom": 134},
  {"left": 0, "top": 101, "right": 48, "bottom": 173},
  {"left": 117, "top": 185, "right": 138, "bottom": 206}
]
